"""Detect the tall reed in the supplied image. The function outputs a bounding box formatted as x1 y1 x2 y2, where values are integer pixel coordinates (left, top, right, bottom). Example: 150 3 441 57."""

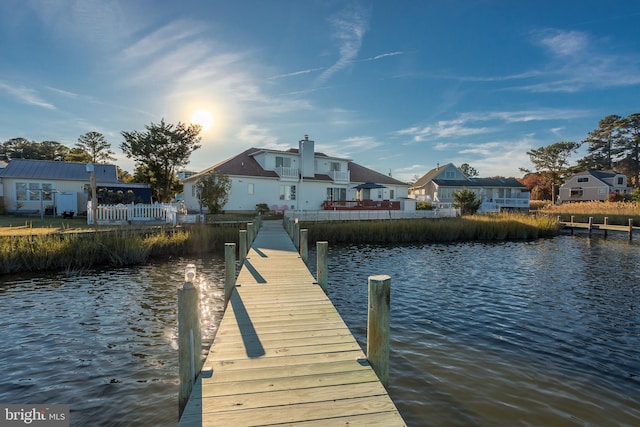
0 224 241 275
540 201 640 225
304 214 560 245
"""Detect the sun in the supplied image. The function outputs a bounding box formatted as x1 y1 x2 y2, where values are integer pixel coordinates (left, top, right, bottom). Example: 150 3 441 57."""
190 109 215 132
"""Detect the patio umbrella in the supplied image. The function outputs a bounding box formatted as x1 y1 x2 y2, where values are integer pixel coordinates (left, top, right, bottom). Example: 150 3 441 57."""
352 182 387 189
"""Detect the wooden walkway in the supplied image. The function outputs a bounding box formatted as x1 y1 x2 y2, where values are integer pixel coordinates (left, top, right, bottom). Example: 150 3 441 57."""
178 220 406 426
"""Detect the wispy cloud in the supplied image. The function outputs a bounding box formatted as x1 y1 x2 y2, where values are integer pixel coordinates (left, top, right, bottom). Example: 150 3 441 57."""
396 108 590 143
0 82 55 109
516 28 640 92
316 4 370 84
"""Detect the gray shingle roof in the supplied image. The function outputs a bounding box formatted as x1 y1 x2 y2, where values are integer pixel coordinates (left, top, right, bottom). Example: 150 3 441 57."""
0 159 118 182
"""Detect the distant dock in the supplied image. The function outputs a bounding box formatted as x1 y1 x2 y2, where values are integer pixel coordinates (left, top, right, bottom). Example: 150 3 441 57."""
178 220 406 426
558 216 637 239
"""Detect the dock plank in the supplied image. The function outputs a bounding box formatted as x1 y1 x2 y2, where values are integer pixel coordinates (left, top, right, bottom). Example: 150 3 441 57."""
178 220 406 427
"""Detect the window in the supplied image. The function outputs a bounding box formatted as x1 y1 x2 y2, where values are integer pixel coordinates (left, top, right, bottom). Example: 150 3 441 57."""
329 162 340 172
326 187 346 200
15 182 54 201
248 183 254 195
390 189 395 199
577 177 589 183
617 177 624 185
445 171 456 179
279 185 296 200
570 188 583 197
275 157 291 168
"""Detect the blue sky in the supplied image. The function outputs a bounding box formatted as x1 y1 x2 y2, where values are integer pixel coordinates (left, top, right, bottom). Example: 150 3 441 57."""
1 1 640 182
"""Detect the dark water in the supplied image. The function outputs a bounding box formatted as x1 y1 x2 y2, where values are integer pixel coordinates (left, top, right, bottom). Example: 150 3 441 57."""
0 257 226 426
1 234 639 426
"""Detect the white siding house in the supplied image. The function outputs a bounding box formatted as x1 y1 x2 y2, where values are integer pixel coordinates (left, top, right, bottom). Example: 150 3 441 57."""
181 136 409 213
410 163 530 212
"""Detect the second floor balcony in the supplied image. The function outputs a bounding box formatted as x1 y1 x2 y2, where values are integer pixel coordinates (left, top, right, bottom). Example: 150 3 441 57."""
275 166 299 180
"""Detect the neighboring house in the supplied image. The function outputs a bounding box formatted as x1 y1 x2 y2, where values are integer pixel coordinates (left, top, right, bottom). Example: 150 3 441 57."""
410 163 530 212
182 135 409 213
559 170 629 202
0 159 151 215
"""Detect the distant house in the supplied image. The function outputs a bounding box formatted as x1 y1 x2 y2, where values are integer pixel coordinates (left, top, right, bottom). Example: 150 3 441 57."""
559 170 629 202
0 159 151 215
410 163 530 212
181 135 409 213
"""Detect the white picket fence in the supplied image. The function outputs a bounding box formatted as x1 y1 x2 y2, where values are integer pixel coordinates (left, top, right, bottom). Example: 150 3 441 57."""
87 202 194 225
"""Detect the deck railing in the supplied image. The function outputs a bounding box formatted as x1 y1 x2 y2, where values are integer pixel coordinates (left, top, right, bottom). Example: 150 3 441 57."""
321 200 401 210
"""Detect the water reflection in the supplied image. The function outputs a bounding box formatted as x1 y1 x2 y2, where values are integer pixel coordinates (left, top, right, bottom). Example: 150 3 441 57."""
0 256 225 427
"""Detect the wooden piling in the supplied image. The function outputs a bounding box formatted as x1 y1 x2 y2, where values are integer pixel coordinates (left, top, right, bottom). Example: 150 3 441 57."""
367 274 391 388
225 243 236 305
588 217 593 236
317 241 328 293
300 229 308 263
293 220 300 250
629 219 634 240
239 229 248 262
604 217 609 238
178 281 201 417
247 222 254 245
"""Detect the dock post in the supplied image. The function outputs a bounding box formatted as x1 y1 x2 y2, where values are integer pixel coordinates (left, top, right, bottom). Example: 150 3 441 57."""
247 222 254 245
570 215 575 235
178 270 201 417
588 217 593 236
300 229 308 263
293 219 300 250
367 274 391 388
604 217 609 238
317 241 328 293
225 243 236 305
239 230 248 262
629 219 634 240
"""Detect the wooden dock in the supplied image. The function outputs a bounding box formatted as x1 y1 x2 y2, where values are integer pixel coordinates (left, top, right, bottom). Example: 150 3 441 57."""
559 216 636 239
178 220 406 426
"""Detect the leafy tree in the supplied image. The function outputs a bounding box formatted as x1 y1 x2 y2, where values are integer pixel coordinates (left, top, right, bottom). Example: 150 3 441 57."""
65 147 92 163
523 141 580 203
578 114 622 171
1 138 68 161
76 131 116 164
196 171 231 214
453 187 481 215
615 113 640 187
459 163 479 178
121 119 201 202
519 173 552 200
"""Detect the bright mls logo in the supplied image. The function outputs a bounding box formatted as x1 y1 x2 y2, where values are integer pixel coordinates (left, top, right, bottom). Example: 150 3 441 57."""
1 404 69 426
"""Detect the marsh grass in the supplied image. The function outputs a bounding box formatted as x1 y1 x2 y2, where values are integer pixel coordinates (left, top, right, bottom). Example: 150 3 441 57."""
304 214 560 245
0 224 241 274
540 201 640 225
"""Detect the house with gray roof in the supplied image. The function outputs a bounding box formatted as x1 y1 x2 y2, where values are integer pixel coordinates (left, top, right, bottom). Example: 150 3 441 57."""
410 163 530 212
0 159 151 215
181 135 409 213
559 170 629 202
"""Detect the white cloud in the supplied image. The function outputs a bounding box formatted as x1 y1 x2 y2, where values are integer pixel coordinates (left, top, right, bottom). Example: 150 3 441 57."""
0 82 55 109
316 4 370 84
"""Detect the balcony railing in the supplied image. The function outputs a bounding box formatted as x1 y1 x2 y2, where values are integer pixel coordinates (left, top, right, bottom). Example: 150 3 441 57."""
332 170 350 183
275 166 299 179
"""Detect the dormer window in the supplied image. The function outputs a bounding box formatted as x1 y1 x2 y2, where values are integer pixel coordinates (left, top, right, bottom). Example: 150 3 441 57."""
330 162 340 172
577 177 589 183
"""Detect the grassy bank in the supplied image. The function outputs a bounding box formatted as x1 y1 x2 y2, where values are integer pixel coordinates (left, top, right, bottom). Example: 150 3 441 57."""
540 201 640 226
0 224 240 275
304 214 560 245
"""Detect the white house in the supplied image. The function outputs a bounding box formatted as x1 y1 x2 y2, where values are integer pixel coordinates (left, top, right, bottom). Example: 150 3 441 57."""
559 170 629 202
410 163 530 212
0 159 151 215
181 135 409 213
